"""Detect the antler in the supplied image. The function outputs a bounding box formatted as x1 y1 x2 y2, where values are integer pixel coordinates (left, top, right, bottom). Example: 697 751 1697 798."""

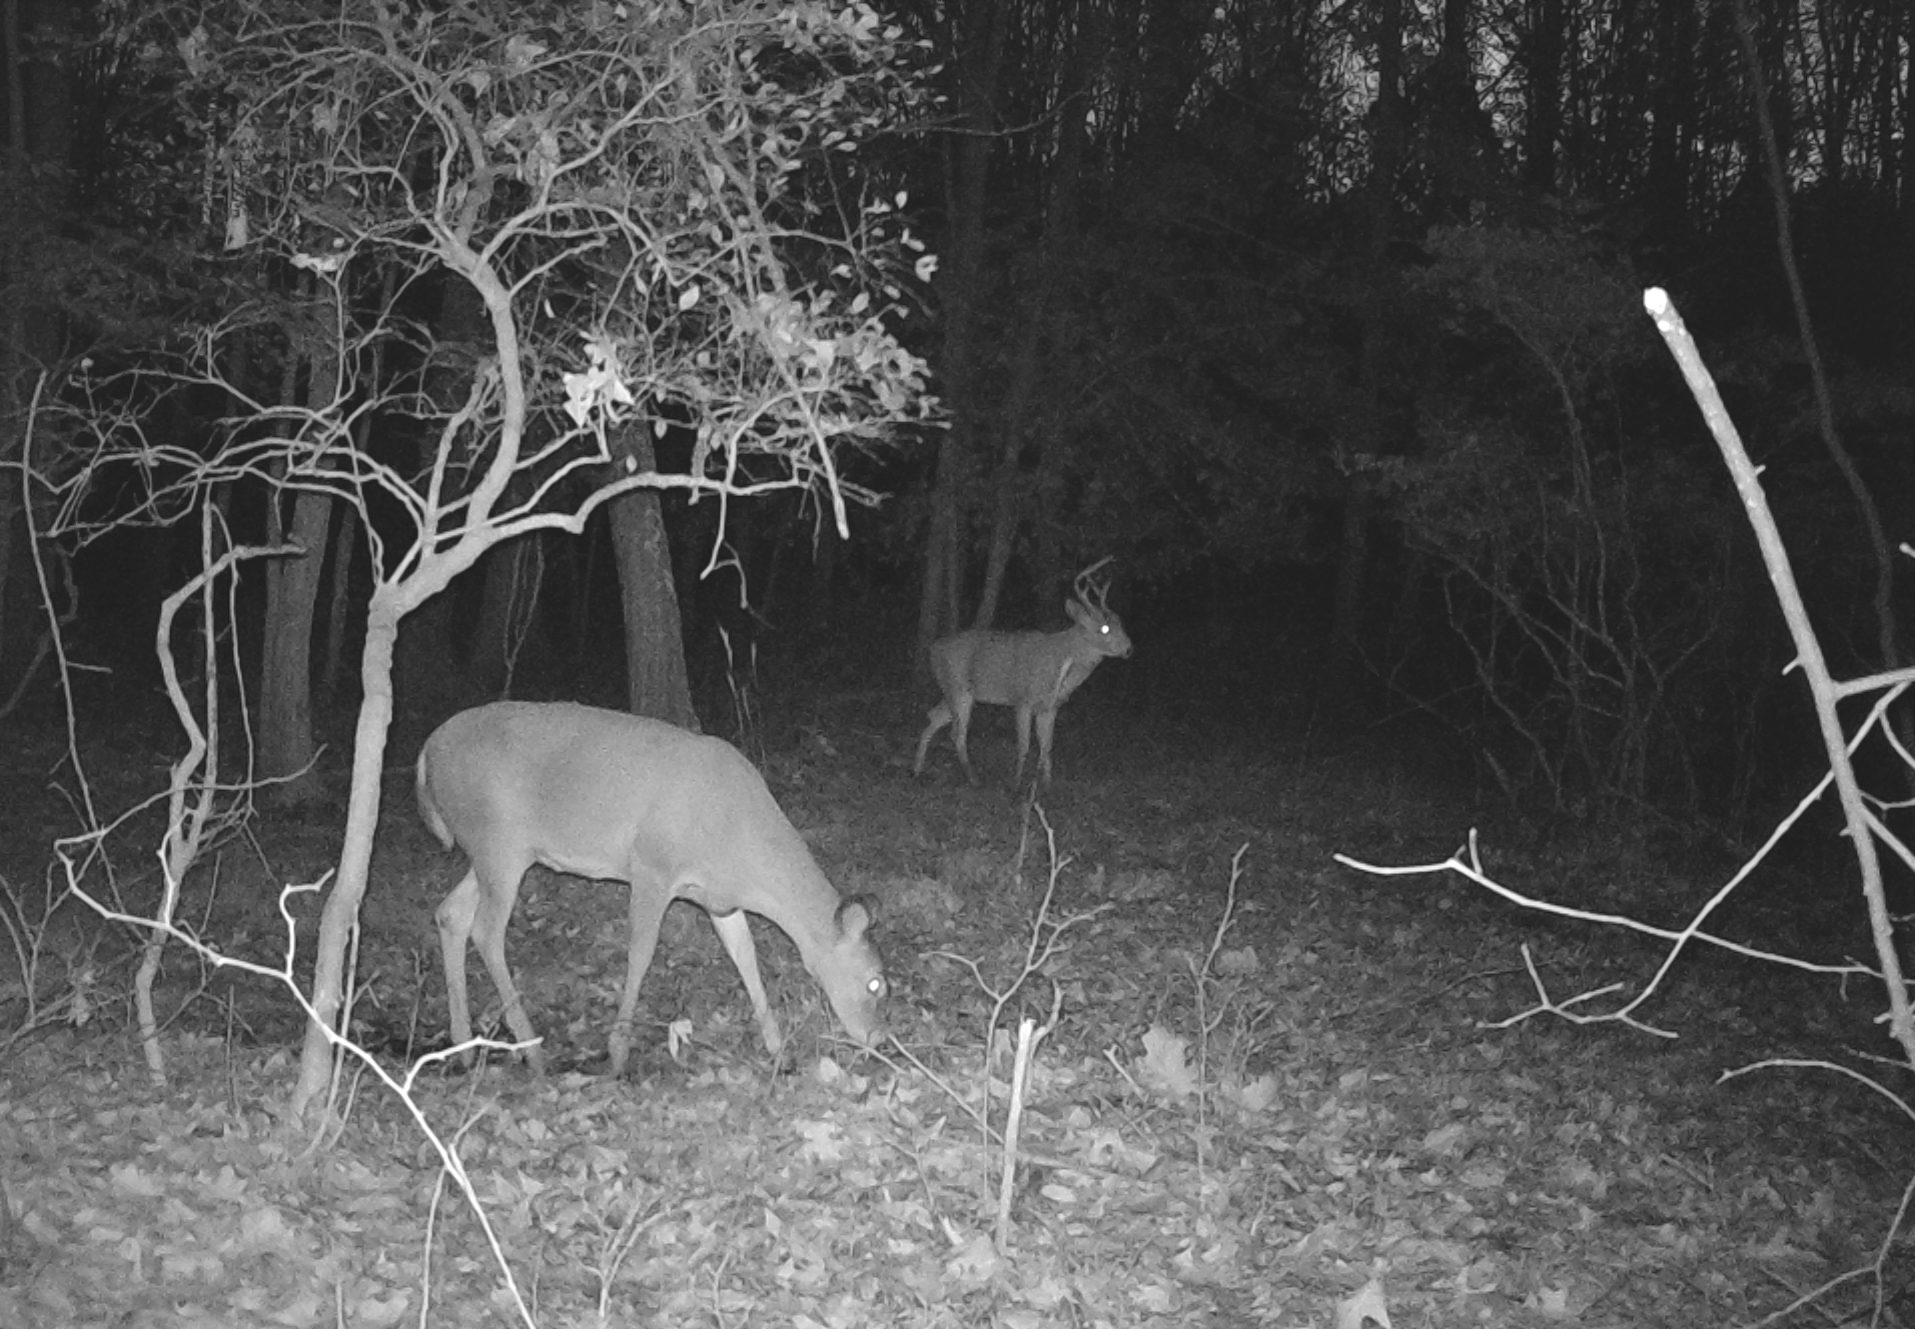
1073 556 1115 611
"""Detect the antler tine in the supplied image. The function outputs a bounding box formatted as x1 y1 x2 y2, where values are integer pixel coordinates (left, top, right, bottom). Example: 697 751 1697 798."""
1074 556 1116 609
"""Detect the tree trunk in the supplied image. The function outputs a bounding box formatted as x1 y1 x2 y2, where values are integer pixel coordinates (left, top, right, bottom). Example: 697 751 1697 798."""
565 530 600 662
394 586 461 710
314 266 395 712
317 506 356 708
1520 0 1564 192
1645 2 1698 234
259 489 333 804
917 433 966 665
1900 9 1915 377
395 276 490 708
0 0 19 678
1030 489 1064 612
293 586 403 1115
609 424 696 728
970 334 1039 630
916 0 1012 668
967 6 1095 632
1327 0 1406 681
469 536 539 695
0 0 75 697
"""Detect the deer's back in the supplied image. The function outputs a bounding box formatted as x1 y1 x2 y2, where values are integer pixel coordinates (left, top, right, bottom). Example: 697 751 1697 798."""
416 702 798 892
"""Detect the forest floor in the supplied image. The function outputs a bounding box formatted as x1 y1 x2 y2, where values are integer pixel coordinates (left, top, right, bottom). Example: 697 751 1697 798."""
1 690 1911 1328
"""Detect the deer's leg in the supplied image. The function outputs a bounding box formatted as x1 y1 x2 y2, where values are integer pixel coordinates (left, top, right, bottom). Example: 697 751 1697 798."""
950 694 979 784
914 701 952 776
608 876 672 1078
435 870 482 1061
1011 704 1037 785
448 856 542 1073
708 908 783 1057
1034 706 1059 784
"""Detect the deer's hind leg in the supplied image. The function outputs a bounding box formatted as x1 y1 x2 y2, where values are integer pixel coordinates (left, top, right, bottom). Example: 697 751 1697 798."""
913 702 953 776
947 693 980 783
438 849 542 1072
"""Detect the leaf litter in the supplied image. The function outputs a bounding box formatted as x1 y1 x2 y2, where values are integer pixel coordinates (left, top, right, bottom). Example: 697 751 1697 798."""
0 742 1911 1326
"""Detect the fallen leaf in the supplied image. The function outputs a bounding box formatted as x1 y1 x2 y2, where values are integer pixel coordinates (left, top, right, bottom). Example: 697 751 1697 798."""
1334 1276 1391 1329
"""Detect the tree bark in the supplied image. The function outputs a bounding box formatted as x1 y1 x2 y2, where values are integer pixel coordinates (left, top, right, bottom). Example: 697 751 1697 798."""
1328 0 1406 676
259 488 333 804
970 333 1040 630
0 0 25 691
317 505 356 708
1900 1 1915 378
469 536 539 695
1519 0 1564 192
0 0 76 696
293 586 402 1113
915 0 1012 666
609 424 696 728
917 432 966 663
1645 2 1698 234
394 586 461 708
966 4 1096 632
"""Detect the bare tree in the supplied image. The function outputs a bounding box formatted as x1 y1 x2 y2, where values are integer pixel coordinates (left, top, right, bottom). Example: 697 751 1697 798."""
43 0 934 1116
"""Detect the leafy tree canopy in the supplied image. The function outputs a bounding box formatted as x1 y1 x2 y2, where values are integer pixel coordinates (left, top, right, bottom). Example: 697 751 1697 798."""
76 0 939 554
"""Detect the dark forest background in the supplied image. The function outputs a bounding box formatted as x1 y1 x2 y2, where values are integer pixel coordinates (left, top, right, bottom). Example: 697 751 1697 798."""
0 0 1910 855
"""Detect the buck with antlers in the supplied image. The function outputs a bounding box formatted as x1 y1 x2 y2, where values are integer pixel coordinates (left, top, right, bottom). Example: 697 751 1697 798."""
913 557 1132 785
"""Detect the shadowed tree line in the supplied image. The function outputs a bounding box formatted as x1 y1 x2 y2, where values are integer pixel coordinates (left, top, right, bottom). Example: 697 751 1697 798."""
907 0 1914 836
0 0 1911 839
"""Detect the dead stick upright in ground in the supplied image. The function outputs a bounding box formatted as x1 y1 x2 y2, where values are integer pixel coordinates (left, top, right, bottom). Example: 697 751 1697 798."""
1644 286 1915 1070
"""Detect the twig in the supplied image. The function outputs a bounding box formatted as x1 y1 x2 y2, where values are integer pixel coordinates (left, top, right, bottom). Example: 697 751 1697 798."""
994 988 1062 1252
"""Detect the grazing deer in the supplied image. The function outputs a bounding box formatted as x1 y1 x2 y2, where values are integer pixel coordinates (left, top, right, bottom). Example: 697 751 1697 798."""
417 702 887 1075
913 557 1132 785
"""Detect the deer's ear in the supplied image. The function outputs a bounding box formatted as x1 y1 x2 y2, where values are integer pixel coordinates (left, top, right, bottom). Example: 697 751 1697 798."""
838 897 874 939
1065 598 1092 626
